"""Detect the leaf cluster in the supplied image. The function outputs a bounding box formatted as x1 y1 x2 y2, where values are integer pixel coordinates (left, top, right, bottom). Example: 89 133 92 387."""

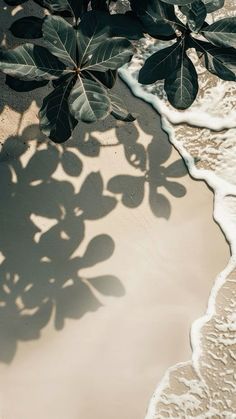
1 0 235 143
136 0 236 110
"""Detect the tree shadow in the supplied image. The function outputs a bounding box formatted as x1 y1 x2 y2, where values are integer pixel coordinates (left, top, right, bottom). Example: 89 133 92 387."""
0 6 189 363
68 80 188 219
0 127 125 364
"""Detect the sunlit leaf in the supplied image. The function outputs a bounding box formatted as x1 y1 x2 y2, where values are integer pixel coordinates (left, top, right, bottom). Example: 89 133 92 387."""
39 73 77 142
130 0 181 38
77 11 110 66
162 0 195 4
42 16 77 68
83 38 133 72
164 51 198 109
139 41 182 84
84 69 117 89
201 17 236 49
69 76 111 123
180 0 206 32
202 0 224 12
0 44 67 79
192 38 236 81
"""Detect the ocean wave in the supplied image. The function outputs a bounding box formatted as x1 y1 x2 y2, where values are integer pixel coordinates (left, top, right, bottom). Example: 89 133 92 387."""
118 0 236 417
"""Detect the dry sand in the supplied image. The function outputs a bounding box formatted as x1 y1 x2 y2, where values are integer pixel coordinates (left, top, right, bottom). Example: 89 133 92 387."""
0 73 230 419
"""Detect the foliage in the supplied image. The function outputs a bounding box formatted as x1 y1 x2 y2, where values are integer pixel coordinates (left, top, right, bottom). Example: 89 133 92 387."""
0 0 236 143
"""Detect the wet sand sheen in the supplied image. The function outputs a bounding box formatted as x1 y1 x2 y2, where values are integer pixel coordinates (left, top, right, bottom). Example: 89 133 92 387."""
0 81 229 419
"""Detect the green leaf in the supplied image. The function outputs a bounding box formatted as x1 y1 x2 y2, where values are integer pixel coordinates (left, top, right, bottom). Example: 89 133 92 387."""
39 73 77 143
77 11 111 66
43 0 71 13
130 0 181 38
180 1 206 32
83 69 117 89
42 16 77 68
69 76 111 123
101 13 144 40
192 38 236 81
202 0 224 12
82 38 133 72
10 17 44 39
6 75 48 91
164 51 198 109
44 0 88 19
201 17 236 49
162 0 195 4
0 44 67 80
108 92 135 121
139 41 182 84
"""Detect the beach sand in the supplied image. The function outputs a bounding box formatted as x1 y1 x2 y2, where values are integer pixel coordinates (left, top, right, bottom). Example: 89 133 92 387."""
0 73 230 419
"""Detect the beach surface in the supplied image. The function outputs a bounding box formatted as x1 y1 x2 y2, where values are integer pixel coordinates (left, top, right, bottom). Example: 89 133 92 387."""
0 70 230 419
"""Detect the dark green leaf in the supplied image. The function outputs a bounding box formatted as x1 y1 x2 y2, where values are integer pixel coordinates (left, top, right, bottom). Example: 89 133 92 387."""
164 52 198 109
82 38 133 72
10 17 44 39
202 0 224 12
139 41 182 84
83 69 117 88
162 0 195 4
130 0 181 38
77 11 110 66
42 16 77 68
43 0 70 13
39 73 77 142
108 92 135 121
101 13 144 40
44 0 88 19
201 17 236 49
6 75 48 91
180 1 206 32
0 44 67 79
69 76 111 123
192 38 236 81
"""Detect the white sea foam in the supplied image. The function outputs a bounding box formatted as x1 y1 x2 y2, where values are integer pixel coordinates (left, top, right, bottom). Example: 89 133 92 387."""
118 0 236 417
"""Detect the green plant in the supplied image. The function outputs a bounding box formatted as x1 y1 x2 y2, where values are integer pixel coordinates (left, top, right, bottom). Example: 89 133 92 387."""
0 0 235 143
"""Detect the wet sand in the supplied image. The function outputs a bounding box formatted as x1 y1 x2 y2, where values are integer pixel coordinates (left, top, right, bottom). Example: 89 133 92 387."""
0 76 230 419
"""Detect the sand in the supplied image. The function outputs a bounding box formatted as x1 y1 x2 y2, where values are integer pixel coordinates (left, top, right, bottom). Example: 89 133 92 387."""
0 71 230 419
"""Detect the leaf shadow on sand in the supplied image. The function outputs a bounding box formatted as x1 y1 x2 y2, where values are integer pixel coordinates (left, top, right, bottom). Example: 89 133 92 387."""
0 128 125 363
69 80 188 219
0 8 188 362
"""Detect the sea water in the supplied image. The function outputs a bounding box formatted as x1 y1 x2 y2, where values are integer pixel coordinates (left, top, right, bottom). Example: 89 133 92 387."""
118 0 236 417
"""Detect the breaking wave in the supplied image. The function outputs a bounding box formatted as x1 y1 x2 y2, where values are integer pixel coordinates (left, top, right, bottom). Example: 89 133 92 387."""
118 0 236 417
